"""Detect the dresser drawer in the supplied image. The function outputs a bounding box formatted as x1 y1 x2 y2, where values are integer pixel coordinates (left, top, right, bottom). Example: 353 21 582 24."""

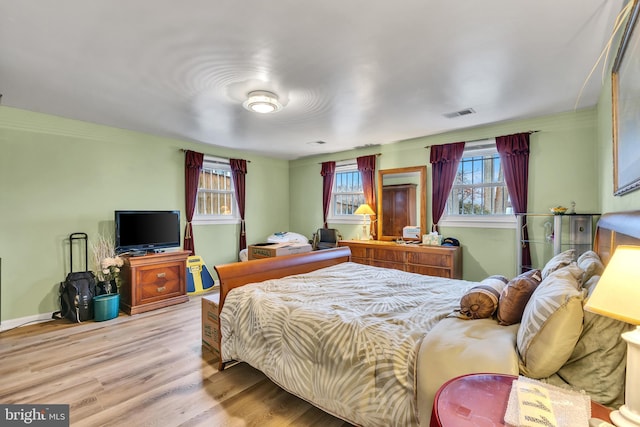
348 245 368 258
407 264 452 278
137 264 182 301
351 256 369 265
371 248 406 263
407 251 453 267
371 259 406 271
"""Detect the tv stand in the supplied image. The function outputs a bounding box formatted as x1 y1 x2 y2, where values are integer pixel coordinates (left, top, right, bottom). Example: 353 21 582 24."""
120 251 190 315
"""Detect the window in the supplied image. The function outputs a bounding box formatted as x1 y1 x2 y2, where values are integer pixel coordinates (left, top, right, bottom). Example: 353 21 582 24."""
193 157 239 224
328 162 365 223
440 140 516 228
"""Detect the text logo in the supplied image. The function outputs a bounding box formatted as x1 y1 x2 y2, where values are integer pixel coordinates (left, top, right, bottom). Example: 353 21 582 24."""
1 405 69 426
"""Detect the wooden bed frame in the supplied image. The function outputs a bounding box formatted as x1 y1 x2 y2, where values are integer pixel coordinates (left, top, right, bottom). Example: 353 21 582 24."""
594 210 640 264
213 211 640 372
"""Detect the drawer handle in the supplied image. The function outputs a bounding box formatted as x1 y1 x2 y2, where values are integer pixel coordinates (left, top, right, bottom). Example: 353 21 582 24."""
156 272 166 278
157 286 166 292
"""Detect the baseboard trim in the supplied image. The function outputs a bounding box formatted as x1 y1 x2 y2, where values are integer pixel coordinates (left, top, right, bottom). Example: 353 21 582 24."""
0 313 54 332
0 285 221 332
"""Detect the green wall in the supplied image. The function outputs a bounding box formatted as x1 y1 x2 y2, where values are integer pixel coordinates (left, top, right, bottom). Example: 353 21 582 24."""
0 107 289 322
291 108 602 281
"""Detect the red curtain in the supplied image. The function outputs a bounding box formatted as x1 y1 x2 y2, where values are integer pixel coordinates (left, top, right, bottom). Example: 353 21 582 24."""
320 162 336 228
184 150 204 255
430 142 465 233
230 159 247 256
357 155 377 239
496 132 531 273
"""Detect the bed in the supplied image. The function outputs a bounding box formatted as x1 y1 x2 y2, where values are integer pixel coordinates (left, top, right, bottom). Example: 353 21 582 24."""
213 211 640 426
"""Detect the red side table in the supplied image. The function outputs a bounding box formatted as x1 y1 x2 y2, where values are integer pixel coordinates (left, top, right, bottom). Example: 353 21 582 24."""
430 373 612 427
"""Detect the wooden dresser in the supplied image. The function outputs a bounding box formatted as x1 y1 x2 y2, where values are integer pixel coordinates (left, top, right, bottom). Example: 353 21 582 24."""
120 250 190 314
338 240 462 279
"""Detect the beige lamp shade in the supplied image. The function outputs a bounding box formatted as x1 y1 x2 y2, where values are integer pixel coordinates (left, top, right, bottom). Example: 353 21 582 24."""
584 245 640 325
354 204 375 216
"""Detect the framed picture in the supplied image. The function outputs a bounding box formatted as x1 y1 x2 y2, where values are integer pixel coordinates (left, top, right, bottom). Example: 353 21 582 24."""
612 0 640 196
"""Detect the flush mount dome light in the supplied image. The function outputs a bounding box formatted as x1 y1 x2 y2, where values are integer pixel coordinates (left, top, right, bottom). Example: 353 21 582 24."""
242 90 282 114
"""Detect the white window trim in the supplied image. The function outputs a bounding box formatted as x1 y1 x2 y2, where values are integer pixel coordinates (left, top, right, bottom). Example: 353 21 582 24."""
439 139 515 229
327 161 364 224
192 156 241 226
439 214 517 229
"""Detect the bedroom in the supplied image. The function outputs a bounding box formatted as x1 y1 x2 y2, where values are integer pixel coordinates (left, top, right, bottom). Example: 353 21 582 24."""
2 0 640 425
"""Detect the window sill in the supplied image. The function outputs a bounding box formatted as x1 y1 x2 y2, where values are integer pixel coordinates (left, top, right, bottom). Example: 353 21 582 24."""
327 216 367 225
439 215 516 229
192 217 240 225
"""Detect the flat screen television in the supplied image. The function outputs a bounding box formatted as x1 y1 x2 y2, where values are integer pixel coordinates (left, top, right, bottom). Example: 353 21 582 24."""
115 210 181 254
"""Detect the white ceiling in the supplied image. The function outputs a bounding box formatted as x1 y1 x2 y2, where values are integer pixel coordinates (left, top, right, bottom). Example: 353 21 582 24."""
0 0 626 160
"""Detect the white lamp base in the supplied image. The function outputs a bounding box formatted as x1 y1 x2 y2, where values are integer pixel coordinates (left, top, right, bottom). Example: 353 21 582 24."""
611 326 640 427
611 406 640 427
360 222 370 240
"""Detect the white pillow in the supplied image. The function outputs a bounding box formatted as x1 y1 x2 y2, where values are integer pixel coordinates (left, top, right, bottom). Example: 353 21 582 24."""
517 263 584 378
541 249 576 279
266 232 309 244
577 250 604 285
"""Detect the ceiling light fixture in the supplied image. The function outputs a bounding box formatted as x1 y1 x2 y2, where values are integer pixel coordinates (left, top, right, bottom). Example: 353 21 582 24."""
243 90 282 114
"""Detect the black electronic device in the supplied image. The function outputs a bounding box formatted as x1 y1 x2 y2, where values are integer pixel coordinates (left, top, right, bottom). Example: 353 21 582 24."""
115 210 181 254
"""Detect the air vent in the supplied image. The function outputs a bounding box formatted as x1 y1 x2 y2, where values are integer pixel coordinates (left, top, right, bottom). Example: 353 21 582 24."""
443 108 476 119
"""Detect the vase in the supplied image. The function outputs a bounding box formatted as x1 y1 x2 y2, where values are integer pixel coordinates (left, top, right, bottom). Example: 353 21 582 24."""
97 279 118 295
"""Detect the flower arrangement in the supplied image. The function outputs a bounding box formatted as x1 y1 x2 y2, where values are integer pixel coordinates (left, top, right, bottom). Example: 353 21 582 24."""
91 234 124 293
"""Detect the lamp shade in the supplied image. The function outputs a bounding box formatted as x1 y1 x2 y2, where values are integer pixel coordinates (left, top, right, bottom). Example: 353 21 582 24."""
584 245 640 325
354 204 375 216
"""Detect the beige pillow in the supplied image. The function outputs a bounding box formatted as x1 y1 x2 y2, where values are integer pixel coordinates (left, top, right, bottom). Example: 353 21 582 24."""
577 250 605 285
497 269 542 326
541 249 576 279
457 275 508 319
517 263 584 378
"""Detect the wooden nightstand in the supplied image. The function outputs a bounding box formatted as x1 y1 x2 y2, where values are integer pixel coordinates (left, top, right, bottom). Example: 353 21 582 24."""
430 373 612 427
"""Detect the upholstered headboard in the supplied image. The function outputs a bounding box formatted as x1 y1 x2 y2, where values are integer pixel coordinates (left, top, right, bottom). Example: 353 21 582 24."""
594 210 640 265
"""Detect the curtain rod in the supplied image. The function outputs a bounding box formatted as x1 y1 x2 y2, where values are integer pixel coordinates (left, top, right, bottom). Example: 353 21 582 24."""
424 130 540 149
317 152 381 164
179 149 251 162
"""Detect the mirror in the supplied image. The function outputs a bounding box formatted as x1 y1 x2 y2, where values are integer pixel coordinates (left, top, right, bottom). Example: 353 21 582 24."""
377 166 427 241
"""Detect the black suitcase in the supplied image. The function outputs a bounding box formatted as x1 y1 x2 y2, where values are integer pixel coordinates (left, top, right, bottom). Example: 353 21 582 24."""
53 232 97 322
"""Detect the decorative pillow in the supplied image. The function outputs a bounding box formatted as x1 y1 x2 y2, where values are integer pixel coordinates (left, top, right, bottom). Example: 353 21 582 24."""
541 249 576 279
549 291 633 408
517 263 584 378
577 250 605 285
497 269 543 326
456 275 508 319
582 274 600 297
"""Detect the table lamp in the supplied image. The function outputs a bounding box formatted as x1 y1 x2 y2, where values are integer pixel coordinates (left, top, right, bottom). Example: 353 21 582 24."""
354 204 375 240
584 245 640 427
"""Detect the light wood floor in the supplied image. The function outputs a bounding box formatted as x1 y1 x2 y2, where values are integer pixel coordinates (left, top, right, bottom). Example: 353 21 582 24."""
0 295 353 427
